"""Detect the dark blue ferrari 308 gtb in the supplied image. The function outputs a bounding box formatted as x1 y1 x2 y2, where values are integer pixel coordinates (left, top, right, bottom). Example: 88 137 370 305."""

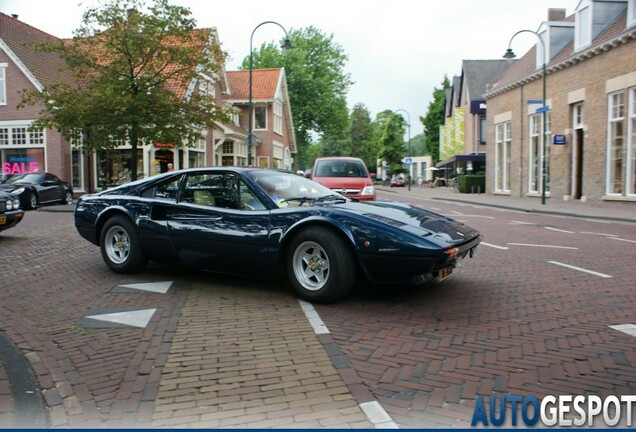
74 168 481 303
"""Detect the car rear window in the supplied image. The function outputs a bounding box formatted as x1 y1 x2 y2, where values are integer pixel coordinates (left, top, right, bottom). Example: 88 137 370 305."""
314 160 367 177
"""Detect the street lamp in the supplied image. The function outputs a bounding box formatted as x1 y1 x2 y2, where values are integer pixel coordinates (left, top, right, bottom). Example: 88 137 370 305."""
393 109 412 191
504 29 548 205
247 21 292 166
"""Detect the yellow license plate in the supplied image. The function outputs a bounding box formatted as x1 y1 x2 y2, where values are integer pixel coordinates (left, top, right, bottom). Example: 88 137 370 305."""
0 215 6 225
438 266 453 282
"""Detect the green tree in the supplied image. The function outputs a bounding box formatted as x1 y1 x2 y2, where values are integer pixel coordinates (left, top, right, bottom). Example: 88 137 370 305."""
242 26 352 168
376 110 407 175
349 103 378 172
420 75 450 164
20 0 227 181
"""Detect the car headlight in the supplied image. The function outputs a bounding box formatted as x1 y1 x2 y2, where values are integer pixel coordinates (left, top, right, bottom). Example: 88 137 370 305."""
5 200 13 210
11 187 25 195
362 186 375 196
13 198 20 209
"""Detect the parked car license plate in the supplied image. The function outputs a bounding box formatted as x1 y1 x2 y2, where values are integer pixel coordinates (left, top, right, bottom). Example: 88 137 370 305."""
438 265 453 282
0 216 6 225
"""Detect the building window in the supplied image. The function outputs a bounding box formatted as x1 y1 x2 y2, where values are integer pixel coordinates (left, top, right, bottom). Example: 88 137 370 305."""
495 122 511 192
630 88 636 196
273 101 283 135
575 3 591 51
0 64 6 105
607 91 626 195
254 106 267 130
222 141 234 154
479 115 487 144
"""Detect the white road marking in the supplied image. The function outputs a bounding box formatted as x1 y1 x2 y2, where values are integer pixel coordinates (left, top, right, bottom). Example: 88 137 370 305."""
510 220 534 225
452 214 494 219
117 281 173 293
547 261 613 278
580 231 619 237
85 309 157 328
299 302 398 428
359 401 399 429
481 242 509 250
607 237 636 244
450 210 463 215
509 243 578 250
545 227 575 234
298 300 330 334
609 324 636 337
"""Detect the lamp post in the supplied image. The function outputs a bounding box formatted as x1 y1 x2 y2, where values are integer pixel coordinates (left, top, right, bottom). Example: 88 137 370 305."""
247 21 292 166
393 109 412 191
504 29 548 205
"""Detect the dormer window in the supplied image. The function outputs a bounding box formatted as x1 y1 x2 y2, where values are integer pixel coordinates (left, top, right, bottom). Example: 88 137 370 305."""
536 29 548 68
575 1 592 51
628 0 636 27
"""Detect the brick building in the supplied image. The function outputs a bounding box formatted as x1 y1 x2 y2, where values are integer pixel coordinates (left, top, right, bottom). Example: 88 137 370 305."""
0 12 296 194
485 1 636 203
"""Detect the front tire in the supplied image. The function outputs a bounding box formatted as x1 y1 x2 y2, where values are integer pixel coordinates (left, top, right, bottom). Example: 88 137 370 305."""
100 215 148 273
27 192 38 210
286 227 356 303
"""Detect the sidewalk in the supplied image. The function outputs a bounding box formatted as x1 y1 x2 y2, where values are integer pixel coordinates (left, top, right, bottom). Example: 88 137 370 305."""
376 185 636 223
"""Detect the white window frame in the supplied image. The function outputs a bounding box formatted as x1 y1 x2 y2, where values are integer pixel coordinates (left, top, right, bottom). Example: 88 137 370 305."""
254 106 267 130
494 122 511 193
629 0 636 28
273 100 283 135
629 87 636 196
0 63 6 105
606 91 626 195
575 2 592 52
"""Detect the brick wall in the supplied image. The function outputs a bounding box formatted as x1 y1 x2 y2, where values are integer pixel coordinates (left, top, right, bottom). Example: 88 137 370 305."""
487 40 636 202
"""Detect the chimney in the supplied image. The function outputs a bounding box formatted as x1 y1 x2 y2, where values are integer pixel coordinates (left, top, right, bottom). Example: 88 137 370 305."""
548 8 566 21
11 14 19 19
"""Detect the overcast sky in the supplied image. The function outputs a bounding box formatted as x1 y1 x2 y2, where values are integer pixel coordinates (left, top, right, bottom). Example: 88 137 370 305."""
3 0 575 136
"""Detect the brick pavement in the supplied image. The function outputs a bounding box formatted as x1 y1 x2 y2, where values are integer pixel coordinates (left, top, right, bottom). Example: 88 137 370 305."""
1 192 634 428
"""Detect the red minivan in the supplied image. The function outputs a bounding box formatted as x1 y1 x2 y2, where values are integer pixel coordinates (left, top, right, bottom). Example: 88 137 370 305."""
311 157 376 201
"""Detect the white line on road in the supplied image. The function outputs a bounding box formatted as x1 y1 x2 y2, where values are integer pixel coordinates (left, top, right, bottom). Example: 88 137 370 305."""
609 324 636 337
298 300 330 334
510 220 534 225
509 243 578 250
607 237 636 244
481 242 509 250
580 231 619 237
547 261 613 278
545 227 575 234
359 401 399 429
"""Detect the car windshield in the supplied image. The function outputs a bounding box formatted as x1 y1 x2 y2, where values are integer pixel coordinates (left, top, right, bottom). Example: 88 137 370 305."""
247 170 344 203
5 173 43 184
314 160 367 177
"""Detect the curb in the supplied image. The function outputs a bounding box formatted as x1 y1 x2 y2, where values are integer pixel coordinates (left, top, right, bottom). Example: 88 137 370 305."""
0 331 48 428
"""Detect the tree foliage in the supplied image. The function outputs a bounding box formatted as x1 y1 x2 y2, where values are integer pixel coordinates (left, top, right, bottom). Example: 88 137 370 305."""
349 103 379 172
20 0 228 180
242 26 352 169
376 110 407 175
420 75 450 164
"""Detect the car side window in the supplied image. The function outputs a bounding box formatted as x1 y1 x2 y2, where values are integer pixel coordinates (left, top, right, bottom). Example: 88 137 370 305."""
239 179 266 211
141 177 180 201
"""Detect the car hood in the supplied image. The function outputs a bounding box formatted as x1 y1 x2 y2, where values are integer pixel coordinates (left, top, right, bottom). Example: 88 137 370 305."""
334 200 480 245
0 184 24 193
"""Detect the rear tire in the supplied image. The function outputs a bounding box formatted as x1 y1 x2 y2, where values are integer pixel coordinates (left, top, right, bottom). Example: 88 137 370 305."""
100 215 148 273
286 226 356 303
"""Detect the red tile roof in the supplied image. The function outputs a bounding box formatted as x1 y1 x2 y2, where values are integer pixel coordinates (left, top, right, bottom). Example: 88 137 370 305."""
226 68 281 100
0 12 73 87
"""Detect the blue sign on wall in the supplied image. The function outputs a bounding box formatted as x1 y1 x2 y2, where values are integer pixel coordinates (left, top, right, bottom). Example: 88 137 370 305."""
552 135 567 145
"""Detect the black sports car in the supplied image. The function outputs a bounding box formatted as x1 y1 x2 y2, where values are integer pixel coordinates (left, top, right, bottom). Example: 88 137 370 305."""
74 168 481 303
0 191 25 233
0 172 74 210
